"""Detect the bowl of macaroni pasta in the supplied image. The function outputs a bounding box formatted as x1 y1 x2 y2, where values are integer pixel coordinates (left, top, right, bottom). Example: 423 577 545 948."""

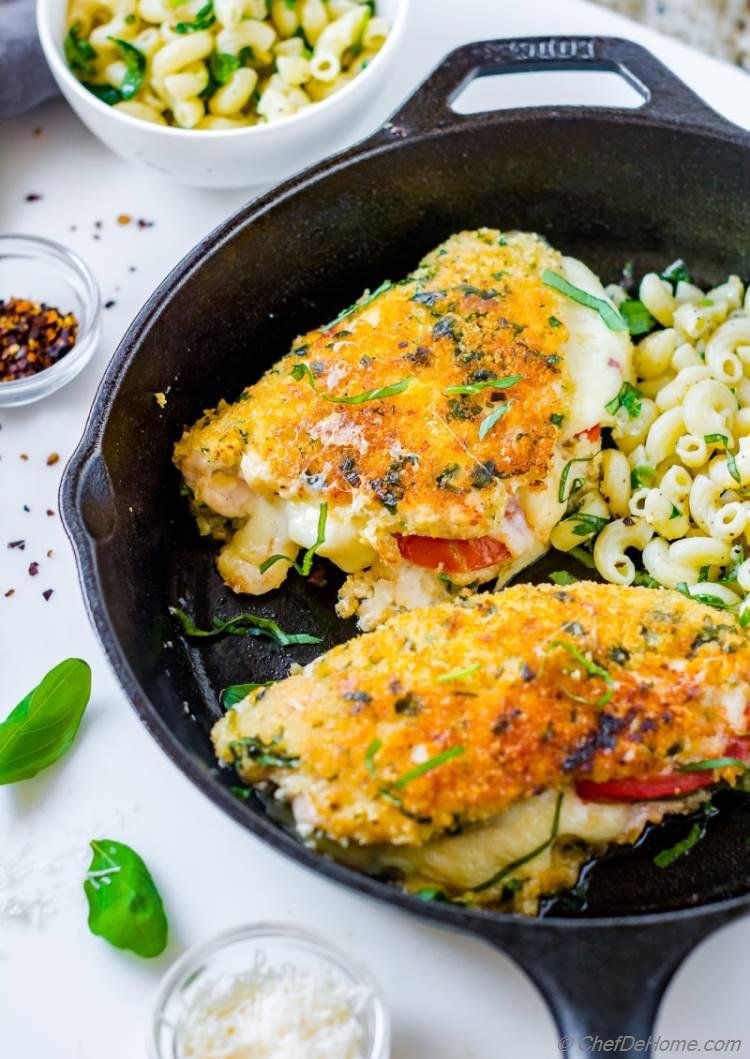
37 0 408 187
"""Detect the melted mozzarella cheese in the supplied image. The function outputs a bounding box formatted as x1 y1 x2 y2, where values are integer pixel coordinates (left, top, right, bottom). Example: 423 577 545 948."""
557 255 632 436
377 787 684 893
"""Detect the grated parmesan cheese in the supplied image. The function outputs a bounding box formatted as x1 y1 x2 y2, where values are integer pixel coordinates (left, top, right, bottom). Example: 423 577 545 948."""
178 952 367 1059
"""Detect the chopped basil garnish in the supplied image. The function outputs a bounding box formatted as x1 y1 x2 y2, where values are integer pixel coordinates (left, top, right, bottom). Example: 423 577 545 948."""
260 502 327 575
677 757 748 773
175 0 216 31
220 682 275 710
548 640 613 707
436 664 480 684
391 745 465 790
558 456 593 503
108 37 146 99
549 570 579 586
472 791 564 892
548 316 562 328
550 413 564 426
630 465 655 489
653 821 704 868
542 270 626 331
443 374 522 396
291 362 411 404
82 82 122 105
569 512 609 537
619 299 656 336
210 51 241 84
84 839 168 958
365 737 382 777
324 279 392 329
230 736 299 768
605 381 643 418
569 545 597 569
65 22 96 77
704 434 741 483
674 583 735 610
660 259 692 290
169 606 322 645
478 400 511 440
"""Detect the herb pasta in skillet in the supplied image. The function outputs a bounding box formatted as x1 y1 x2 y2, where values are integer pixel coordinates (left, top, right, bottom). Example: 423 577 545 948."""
174 230 631 629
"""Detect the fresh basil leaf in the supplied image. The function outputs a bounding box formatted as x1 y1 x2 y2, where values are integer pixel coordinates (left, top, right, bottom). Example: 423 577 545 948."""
108 37 146 100
619 298 656 336
220 682 275 710
84 839 168 958
542 270 626 331
436 664 481 684
169 606 322 645
547 640 613 707
704 433 741 483
569 512 609 537
291 362 411 404
209 51 240 84
630 465 655 489
230 736 299 768
478 400 511 440
82 82 122 105
64 22 97 77
558 456 593 503
653 821 703 868
0 659 91 785
391 745 465 790
677 757 748 773
175 0 216 31
365 738 382 777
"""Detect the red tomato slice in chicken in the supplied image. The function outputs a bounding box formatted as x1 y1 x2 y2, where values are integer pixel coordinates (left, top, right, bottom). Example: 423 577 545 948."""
396 535 511 573
575 772 714 802
575 424 601 443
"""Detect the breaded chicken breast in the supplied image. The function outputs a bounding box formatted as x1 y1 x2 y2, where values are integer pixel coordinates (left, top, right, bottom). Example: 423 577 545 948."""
175 230 631 629
214 583 750 912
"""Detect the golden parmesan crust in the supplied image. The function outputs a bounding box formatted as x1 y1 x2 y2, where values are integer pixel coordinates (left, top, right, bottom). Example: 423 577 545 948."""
213 583 750 847
174 230 573 534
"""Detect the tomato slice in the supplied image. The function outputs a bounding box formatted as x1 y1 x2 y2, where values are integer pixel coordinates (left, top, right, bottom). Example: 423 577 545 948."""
396 535 511 573
576 772 714 803
574 424 601 443
725 736 750 762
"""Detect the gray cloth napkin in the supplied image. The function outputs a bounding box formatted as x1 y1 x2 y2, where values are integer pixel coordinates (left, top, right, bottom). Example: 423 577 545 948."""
1 0 59 118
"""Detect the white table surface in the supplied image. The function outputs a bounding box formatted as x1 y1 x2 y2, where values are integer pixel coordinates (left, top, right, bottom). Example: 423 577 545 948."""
3 2 750 1057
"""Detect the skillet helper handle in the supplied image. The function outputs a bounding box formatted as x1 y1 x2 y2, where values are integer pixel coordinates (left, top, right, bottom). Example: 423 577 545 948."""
385 36 733 137
480 909 741 1058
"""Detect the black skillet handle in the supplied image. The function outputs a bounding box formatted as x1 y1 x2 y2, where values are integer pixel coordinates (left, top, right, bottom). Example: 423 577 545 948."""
476 907 742 1057
382 36 737 139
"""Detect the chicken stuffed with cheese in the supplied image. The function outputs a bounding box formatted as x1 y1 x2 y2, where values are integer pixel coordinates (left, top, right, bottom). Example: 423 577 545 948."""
175 230 631 629
213 583 750 913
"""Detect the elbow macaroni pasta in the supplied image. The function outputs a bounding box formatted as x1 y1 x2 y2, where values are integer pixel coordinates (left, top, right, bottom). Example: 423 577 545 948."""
555 261 750 621
64 0 388 129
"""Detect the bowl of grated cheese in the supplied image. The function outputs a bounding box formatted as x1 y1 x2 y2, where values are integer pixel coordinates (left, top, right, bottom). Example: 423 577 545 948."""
149 922 390 1059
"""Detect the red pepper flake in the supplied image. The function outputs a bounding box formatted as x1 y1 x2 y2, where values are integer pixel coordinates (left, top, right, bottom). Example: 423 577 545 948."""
33 127 43 136
46 452 60 466
94 220 102 230
46 549 53 558
0 298 79 382
8 540 25 550
46 509 55 517
28 562 39 576
25 193 42 202
42 589 53 601
104 300 116 310
117 214 132 225
20 454 28 461
4 589 14 598
136 218 154 229
23 504 30 512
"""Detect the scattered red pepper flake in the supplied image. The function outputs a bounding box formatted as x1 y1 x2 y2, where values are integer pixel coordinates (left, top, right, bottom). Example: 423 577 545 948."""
4 589 14 598
104 300 116 310
23 504 30 512
42 589 53 601
136 218 154 229
46 509 55 517
28 562 39 576
46 452 60 466
25 193 42 202
117 214 132 225
1 298 79 382
20 453 28 461
8 540 25 550
46 549 54 558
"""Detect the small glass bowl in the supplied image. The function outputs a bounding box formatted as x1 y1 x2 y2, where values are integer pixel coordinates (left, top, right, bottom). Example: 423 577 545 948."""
149 922 391 1059
0 234 101 407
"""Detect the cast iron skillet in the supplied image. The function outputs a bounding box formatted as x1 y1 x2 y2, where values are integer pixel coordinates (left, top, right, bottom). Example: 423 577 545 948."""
62 36 750 1056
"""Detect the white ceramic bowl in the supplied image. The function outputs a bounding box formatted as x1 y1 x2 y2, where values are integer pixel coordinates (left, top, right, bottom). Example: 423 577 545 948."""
37 0 409 189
